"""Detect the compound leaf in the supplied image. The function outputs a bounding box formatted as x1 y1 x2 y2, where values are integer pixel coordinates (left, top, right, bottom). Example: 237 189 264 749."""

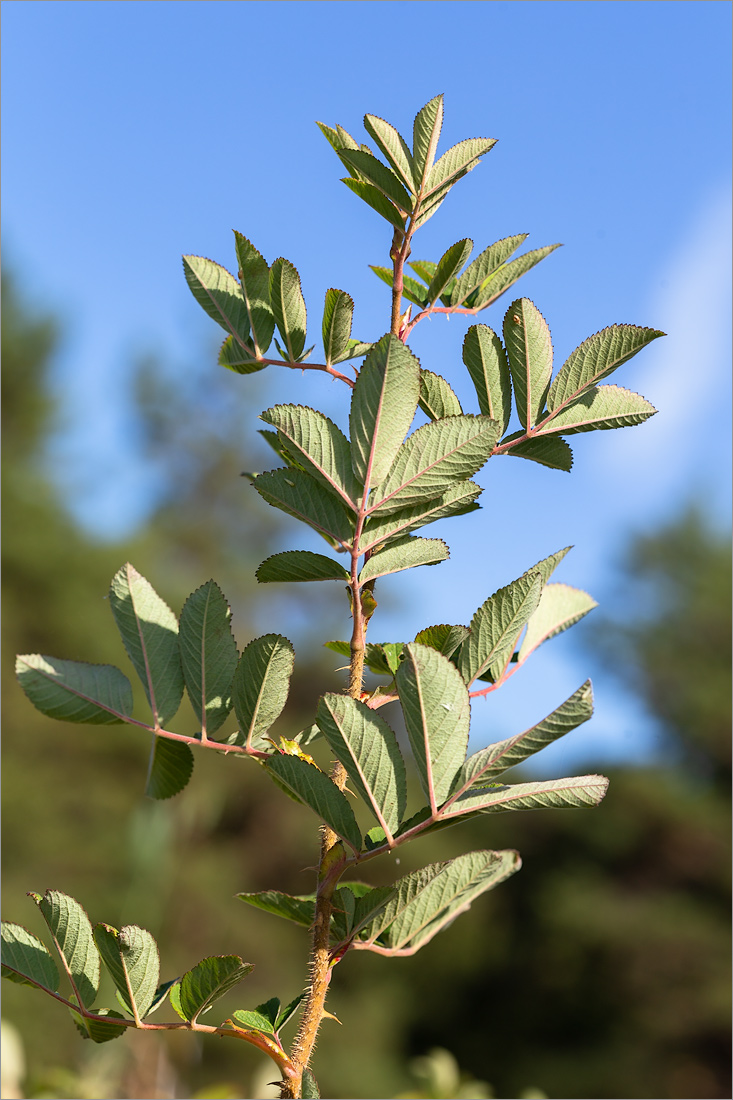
341 178 406 229
70 1007 127 1044
265 755 362 852
33 891 100 1009
503 298 553 430
359 537 449 582
458 571 542 687
236 891 315 928
419 370 463 421
145 737 194 800
182 255 253 352
179 580 238 737
218 335 266 375
425 239 473 304
364 113 415 192
261 405 359 508
15 655 133 725
179 955 254 1025
109 564 184 727
443 774 609 818
424 138 497 200
503 434 573 471
322 289 354 367
252 467 355 544
1 922 59 992
360 481 482 552
462 325 512 434
232 634 294 752
93 923 159 1022
338 148 412 211
269 258 307 361
412 94 444 193
538 384 657 434
232 232 275 356
256 551 350 584
450 234 527 306
518 583 597 663
548 324 664 411
472 244 561 311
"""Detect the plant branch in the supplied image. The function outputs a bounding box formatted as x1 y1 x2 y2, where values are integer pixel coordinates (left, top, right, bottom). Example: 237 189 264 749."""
252 356 356 387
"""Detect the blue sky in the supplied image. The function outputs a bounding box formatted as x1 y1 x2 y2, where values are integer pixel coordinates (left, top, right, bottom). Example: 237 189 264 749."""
3 1 731 769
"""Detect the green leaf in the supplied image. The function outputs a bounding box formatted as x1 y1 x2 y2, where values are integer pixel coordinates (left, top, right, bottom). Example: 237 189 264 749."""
443 774 609 818
316 693 407 837
265 755 362 852
456 681 594 787
256 551 350 584
70 1007 127 1044
179 581 238 737
412 95 444 193
317 120 359 157
236 890 315 928
321 289 354 367
503 298 553 431
339 149 412 212
413 623 469 659
458 571 543 687
232 634 294 752
360 482 482 552
109 564 184 727
323 640 399 677
302 1068 321 1099
275 993 304 1031
537 384 657 434
179 955 254 1025
425 239 473 304
368 265 428 308
32 891 100 1009
364 113 415 192
269 258 307 361
15 655 133 725
1 922 59 992
252 468 355 544
369 415 499 516
349 334 421 490
260 405 360 508
332 884 397 943
145 737 194 800
471 244 562 310
526 545 573 586
333 337 373 364
450 234 528 306
231 1005 277 1034
182 255 254 353
93 923 159 1021
503 434 573 471
418 370 463 421
341 178 406 230
462 325 512 434
408 259 438 285
218 335 266 375
396 644 470 810
548 324 664 411
233 232 276 356
359 537 449 582
518 583 597 663
363 850 520 954
424 138 497 200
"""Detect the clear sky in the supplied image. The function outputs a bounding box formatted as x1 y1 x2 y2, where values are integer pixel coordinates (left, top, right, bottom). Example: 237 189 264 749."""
3 1 731 769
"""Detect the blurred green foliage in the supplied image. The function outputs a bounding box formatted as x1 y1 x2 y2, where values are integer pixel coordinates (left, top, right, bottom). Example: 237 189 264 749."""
2 274 730 1099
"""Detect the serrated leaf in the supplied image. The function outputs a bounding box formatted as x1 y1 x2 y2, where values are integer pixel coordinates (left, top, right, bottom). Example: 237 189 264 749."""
70 1007 127 1043
179 581 238 737
317 120 358 156
369 416 499 516
231 1006 277 1034
145 737 194 800
504 434 573 471
341 178 406 229
316 694 407 837
33 891 100 1009
109 564 184 727
333 884 397 944
364 113 415 192
349 334 421 491
538 384 657 434
332 337 373 364
256 551 350 584
363 850 520 953
302 1068 321 1099
424 138 497 200
252 467 355 544
15 655 133 725
396 644 470 811
518 583 597 663
425 239 473 304
236 890 315 928
408 259 438 285
369 265 428 307
450 235 528 306
179 955 254 1025
359 537 449 582
269 258 307 361
548 325 664 411
93 923 159 1022
419 370 463 421
218 335 266 375
360 482 482 552
443 774 609 818
1 922 59 992
462 325 512 434
339 149 412 212
261 405 359 508
472 244 562 311
457 682 594 790
458 572 543 687
232 634 294 752
412 95 444 193
503 299 553 431
413 623 469 658
182 256 254 352
322 289 354 367
323 640 396 676
275 993 304 1031
265 755 362 852
233 232 276 356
